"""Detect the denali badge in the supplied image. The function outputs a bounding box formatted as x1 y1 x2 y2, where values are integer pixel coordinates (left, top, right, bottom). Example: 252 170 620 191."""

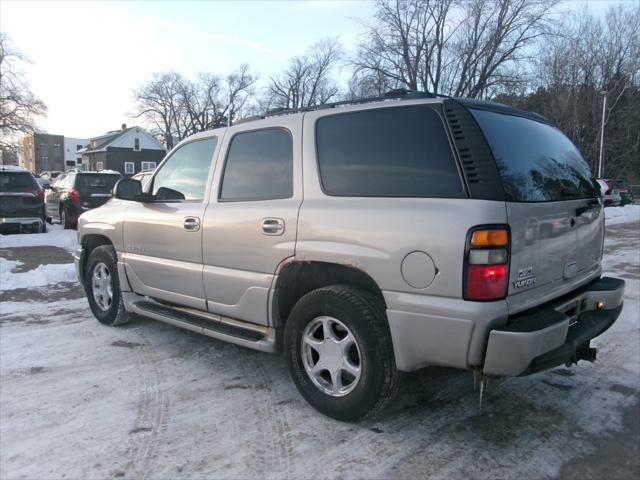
514 266 536 288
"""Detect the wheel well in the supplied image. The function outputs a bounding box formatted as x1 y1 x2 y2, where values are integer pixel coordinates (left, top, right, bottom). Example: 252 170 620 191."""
81 234 113 272
273 261 385 325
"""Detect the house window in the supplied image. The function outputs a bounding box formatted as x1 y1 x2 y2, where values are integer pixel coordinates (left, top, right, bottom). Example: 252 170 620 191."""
96 161 104 171
76 145 82 151
125 162 135 174
141 161 156 171
134 138 140 151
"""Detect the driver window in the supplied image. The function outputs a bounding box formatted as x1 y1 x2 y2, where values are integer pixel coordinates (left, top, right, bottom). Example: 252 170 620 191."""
152 137 217 201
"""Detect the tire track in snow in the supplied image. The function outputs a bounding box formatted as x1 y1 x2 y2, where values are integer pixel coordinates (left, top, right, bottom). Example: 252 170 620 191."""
121 330 169 480
237 347 294 479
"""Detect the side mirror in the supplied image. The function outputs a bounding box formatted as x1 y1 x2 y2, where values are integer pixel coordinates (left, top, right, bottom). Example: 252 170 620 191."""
113 178 143 201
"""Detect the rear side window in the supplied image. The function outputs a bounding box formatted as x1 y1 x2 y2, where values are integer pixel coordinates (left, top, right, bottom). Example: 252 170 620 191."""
75 174 121 192
315 107 465 197
0 172 38 192
470 109 600 202
220 128 293 201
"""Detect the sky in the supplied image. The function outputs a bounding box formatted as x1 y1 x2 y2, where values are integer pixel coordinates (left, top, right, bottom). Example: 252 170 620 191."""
0 0 622 140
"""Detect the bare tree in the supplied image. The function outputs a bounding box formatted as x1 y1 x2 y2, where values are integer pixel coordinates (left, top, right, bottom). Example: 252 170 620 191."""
0 33 47 153
267 38 342 109
497 3 640 181
133 64 257 148
352 0 556 98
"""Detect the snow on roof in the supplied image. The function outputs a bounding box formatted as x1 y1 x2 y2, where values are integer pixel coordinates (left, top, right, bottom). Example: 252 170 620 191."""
96 169 122 175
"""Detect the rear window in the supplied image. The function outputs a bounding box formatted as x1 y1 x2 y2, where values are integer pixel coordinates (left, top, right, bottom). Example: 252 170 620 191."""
470 109 600 202
74 174 121 192
0 172 39 192
316 107 465 197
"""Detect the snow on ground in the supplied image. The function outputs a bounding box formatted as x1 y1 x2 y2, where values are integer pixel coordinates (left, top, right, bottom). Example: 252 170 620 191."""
605 203 640 225
0 209 638 480
0 224 78 252
0 258 76 291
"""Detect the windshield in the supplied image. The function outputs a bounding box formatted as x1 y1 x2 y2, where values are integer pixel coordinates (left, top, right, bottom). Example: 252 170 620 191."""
470 109 600 202
0 172 39 192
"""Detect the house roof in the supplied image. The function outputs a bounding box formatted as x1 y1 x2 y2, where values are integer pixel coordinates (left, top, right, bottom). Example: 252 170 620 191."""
78 126 164 154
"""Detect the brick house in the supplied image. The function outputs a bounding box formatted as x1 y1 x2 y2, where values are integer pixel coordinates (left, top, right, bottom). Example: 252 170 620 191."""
20 133 65 173
79 124 166 177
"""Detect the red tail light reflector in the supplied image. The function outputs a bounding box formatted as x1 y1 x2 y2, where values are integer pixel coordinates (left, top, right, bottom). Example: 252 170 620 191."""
68 188 81 203
466 264 508 301
464 226 510 301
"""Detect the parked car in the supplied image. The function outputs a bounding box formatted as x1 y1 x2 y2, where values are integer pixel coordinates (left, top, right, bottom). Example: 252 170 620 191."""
35 176 52 189
597 179 622 206
74 91 625 421
0 165 46 233
131 169 155 190
45 171 122 229
614 180 634 205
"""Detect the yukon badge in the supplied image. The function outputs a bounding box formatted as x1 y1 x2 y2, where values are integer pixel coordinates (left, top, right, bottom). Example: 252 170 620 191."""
513 266 536 288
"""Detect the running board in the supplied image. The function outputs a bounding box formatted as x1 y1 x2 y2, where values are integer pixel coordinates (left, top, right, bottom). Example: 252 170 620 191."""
128 299 278 353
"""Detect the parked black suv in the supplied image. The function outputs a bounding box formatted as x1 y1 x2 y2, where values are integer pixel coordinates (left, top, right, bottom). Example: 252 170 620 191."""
0 166 46 233
45 171 122 229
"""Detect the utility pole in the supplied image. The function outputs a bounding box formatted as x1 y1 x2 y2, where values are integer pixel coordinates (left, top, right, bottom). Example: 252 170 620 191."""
597 90 607 178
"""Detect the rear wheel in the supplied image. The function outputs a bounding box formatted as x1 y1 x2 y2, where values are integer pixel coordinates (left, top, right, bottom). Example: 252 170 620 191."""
284 286 400 421
61 207 74 229
85 245 132 326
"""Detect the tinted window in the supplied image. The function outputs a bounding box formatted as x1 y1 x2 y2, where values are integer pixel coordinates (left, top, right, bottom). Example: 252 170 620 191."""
75 174 121 193
316 107 464 197
152 137 217 201
471 109 600 202
0 172 39 192
220 129 293 201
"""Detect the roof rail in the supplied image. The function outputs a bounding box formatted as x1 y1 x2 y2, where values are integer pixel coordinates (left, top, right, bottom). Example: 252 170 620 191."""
234 89 439 125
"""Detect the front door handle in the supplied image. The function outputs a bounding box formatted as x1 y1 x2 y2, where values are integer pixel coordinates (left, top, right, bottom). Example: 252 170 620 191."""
183 217 201 232
261 218 285 236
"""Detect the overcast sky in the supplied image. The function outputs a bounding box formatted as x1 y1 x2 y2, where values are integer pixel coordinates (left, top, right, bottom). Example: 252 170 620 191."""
1 0 620 140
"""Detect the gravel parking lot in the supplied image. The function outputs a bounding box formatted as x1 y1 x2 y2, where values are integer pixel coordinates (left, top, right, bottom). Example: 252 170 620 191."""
1 209 638 480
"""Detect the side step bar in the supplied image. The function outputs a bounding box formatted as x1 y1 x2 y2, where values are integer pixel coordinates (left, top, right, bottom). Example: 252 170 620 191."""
127 298 278 353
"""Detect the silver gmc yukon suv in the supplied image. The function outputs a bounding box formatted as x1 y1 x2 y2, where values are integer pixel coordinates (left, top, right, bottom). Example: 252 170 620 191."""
75 91 625 421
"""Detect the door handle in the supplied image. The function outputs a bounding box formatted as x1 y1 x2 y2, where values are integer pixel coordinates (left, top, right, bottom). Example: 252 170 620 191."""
183 217 201 232
261 218 285 236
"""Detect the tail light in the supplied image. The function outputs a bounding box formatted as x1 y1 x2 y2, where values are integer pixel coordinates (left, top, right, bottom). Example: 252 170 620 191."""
464 226 510 301
603 180 612 195
29 189 45 203
68 188 81 203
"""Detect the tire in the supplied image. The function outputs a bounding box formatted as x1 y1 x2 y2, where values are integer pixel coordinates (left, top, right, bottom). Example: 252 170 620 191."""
284 285 401 421
85 245 132 326
39 221 47 233
61 207 73 229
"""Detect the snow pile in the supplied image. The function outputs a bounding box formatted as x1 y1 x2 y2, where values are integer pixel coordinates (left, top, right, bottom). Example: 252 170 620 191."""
0 224 78 252
0 258 77 290
605 204 640 225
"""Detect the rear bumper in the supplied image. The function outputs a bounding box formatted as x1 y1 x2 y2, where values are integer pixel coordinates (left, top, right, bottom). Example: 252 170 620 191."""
483 277 625 376
0 216 43 230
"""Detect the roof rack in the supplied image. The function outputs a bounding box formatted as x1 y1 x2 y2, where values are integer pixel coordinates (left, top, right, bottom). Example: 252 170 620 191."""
234 89 439 125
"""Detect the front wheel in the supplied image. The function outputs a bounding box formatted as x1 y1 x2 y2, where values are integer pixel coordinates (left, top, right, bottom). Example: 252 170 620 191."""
85 245 132 326
284 286 400 421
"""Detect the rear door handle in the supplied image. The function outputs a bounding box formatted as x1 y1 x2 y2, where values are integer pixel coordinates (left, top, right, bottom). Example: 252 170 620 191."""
183 217 201 232
261 218 285 236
